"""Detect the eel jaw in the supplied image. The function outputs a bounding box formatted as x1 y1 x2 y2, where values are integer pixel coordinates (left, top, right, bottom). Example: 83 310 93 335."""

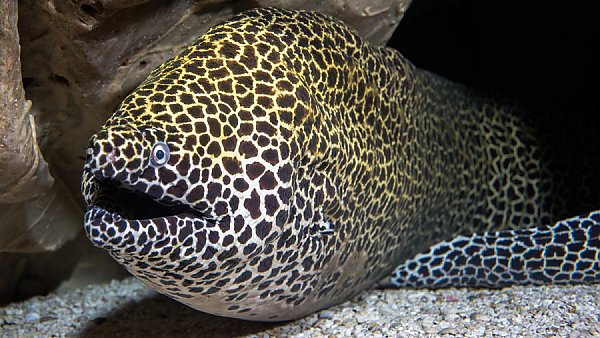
83 176 206 253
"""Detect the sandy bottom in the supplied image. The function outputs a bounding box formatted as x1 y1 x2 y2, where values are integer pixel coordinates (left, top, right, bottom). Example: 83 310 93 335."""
1 278 599 337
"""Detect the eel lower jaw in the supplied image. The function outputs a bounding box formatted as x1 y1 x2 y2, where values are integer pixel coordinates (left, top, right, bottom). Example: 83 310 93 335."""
84 178 207 252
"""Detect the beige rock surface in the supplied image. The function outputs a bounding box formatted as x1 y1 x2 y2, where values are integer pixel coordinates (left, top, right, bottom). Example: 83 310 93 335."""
1 1 81 255
0 0 52 205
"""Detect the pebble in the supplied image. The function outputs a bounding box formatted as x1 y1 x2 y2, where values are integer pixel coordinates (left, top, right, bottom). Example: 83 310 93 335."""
438 327 460 335
24 311 40 323
444 312 459 321
445 295 459 302
319 310 335 319
471 312 491 322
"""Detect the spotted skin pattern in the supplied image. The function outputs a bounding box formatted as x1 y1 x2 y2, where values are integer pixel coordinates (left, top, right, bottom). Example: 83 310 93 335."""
390 211 600 288
82 8 599 321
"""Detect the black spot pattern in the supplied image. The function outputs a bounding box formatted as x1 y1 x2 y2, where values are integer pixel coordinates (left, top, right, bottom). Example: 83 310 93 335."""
390 211 600 288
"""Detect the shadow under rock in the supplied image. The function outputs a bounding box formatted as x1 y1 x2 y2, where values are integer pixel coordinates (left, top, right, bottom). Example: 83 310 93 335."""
79 293 283 338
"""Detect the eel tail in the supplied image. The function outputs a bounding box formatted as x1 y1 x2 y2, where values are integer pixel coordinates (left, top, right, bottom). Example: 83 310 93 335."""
387 211 600 288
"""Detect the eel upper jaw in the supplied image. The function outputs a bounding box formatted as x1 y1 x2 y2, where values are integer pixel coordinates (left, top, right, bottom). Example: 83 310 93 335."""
85 169 206 225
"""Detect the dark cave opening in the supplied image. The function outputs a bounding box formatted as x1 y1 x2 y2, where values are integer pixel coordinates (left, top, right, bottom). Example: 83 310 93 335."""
389 0 600 218
390 0 600 99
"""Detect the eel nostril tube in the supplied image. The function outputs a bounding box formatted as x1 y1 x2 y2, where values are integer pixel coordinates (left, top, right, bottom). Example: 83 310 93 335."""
85 147 93 162
105 148 118 164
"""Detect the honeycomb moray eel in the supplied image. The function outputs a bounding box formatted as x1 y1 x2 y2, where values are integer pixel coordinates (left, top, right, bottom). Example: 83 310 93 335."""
81 8 600 321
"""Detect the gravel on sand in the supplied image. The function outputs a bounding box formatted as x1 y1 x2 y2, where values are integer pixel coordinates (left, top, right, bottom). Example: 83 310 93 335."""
1 278 599 337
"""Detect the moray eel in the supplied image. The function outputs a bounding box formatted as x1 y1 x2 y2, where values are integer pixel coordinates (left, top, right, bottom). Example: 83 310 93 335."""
82 8 600 321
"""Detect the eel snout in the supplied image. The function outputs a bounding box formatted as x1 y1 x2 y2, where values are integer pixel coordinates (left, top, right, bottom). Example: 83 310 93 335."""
84 127 150 181
82 125 210 256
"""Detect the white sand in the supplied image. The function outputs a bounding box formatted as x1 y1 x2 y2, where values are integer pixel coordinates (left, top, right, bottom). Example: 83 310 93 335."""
1 278 599 337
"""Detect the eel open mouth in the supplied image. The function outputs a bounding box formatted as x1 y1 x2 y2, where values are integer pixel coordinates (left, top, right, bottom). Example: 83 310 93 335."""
84 175 210 252
88 177 205 221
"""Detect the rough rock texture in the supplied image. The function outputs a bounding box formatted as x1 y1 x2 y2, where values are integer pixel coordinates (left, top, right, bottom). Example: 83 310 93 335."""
0 1 81 255
0 0 53 205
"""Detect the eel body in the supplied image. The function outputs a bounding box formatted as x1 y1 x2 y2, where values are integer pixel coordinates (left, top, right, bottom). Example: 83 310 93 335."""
82 8 599 321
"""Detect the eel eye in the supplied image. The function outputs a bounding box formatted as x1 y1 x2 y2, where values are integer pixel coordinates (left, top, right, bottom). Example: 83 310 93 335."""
150 142 170 167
